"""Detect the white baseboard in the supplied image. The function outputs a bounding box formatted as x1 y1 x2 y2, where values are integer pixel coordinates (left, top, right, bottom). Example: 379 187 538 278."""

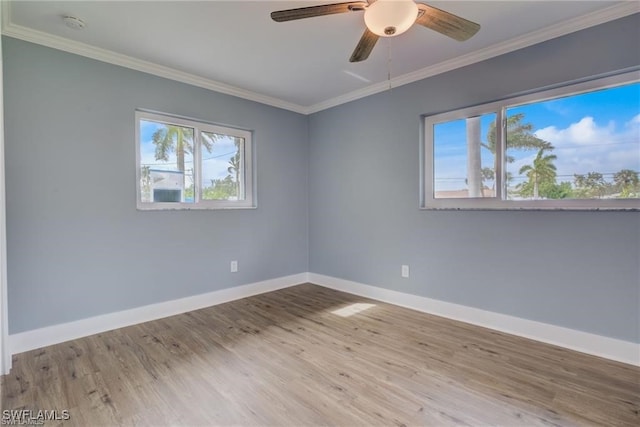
308 273 640 367
7 272 638 368
8 273 308 356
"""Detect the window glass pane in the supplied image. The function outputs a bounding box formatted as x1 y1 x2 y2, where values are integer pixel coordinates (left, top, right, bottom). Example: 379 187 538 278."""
201 132 244 201
139 120 194 203
433 113 496 198
506 82 640 200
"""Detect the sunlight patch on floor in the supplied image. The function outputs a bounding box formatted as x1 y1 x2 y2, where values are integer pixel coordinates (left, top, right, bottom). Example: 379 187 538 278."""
330 303 376 317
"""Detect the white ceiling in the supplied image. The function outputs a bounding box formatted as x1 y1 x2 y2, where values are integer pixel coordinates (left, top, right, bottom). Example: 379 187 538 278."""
2 1 638 113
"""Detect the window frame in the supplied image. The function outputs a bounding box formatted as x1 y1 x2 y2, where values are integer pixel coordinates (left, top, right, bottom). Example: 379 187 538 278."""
421 71 640 211
135 110 255 210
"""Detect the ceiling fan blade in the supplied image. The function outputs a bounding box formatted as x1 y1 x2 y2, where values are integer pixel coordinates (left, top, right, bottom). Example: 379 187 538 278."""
416 3 480 41
271 2 367 22
349 28 379 63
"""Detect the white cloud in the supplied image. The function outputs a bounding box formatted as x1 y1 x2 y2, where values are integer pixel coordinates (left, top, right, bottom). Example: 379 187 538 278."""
535 116 617 146
530 115 639 179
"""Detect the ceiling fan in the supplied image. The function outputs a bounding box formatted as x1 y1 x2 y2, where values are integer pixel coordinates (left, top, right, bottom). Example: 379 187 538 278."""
271 0 481 63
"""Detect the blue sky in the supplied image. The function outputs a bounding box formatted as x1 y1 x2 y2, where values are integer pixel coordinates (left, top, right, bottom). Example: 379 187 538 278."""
433 82 640 191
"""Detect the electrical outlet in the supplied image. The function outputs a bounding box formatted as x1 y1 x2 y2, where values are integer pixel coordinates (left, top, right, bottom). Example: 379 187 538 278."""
401 265 409 278
230 260 238 273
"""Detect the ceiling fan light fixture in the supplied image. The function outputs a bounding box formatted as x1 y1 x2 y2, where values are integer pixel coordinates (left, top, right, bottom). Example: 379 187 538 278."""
364 0 418 37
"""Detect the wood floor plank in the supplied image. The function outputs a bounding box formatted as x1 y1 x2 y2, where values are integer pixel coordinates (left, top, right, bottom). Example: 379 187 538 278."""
1 283 638 426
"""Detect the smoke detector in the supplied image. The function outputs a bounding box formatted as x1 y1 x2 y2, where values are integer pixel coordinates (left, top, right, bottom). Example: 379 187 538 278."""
62 16 86 30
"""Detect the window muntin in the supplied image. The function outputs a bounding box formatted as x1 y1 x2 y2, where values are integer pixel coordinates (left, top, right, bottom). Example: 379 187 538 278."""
423 72 639 210
136 111 254 210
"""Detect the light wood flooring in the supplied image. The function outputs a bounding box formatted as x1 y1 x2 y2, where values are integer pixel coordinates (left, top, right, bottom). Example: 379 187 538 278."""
1 283 639 426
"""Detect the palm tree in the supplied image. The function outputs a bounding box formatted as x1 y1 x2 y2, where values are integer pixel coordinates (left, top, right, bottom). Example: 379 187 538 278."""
152 125 214 187
226 137 243 198
613 169 639 198
574 172 607 198
152 125 193 174
518 148 557 199
485 113 552 162
476 113 551 195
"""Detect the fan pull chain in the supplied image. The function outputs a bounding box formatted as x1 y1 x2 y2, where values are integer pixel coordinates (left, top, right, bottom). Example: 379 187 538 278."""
386 38 392 91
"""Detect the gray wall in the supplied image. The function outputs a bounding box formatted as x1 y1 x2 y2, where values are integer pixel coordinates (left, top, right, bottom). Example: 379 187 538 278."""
3 37 309 334
3 14 639 344
309 14 640 343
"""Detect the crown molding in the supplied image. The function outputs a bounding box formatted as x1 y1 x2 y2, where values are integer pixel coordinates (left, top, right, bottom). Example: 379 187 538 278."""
0 2 308 115
2 1 638 116
305 1 640 114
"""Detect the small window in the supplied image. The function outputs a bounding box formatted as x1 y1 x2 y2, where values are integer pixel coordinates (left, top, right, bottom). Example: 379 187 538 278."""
136 111 254 210
423 72 640 210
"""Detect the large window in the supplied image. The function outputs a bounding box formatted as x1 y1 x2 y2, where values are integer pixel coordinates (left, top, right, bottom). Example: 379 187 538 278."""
423 72 640 210
136 111 254 210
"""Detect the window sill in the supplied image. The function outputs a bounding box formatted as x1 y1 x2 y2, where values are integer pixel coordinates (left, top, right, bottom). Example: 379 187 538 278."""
136 204 257 211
